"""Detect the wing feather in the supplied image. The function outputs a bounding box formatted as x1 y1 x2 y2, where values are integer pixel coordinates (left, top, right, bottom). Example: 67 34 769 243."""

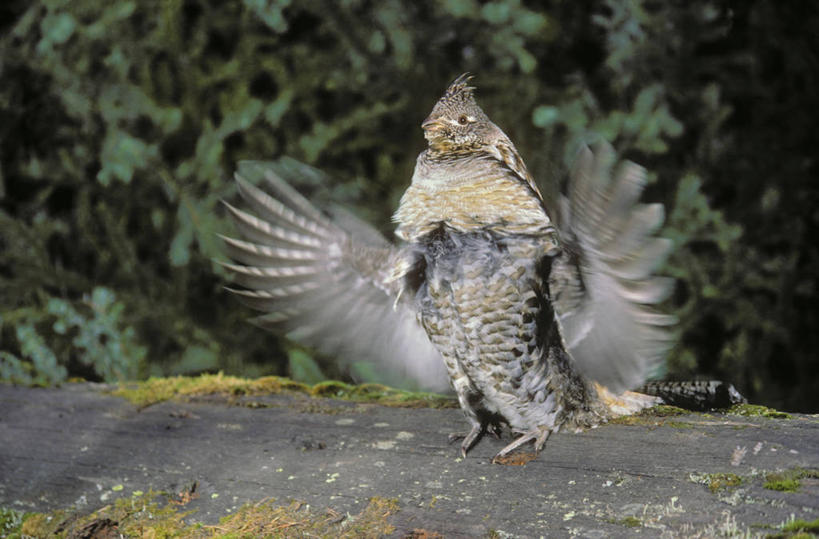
550 143 677 393
221 160 450 392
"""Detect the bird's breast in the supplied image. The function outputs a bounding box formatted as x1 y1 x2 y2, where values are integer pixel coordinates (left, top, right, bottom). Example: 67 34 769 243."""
392 153 554 242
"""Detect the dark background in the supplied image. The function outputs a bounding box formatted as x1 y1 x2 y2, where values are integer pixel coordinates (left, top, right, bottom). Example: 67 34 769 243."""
1 0 817 411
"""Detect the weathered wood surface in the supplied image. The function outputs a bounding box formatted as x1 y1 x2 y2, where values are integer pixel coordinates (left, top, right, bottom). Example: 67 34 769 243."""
1 383 817 537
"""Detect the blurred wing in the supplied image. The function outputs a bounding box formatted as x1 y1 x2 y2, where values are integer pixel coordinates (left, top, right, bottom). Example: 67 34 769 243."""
220 160 450 392
549 144 677 393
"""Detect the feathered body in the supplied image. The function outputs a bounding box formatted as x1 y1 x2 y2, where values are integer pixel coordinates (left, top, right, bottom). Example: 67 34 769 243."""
222 74 676 460
412 227 608 453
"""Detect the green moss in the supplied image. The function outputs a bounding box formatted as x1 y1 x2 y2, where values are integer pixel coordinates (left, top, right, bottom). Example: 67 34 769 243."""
782 519 819 533
690 472 743 493
605 515 643 528
12 491 400 538
765 477 801 492
665 421 695 429
214 496 398 537
19 510 70 538
88 491 189 537
619 516 642 527
0 507 29 538
112 373 457 410
728 403 791 419
765 518 819 539
706 473 742 493
647 404 689 417
610 404 692 427
763 469 819 492
18 490 188 538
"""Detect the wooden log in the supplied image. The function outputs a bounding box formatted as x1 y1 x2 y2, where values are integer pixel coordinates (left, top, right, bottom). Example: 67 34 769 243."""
1 382 817 537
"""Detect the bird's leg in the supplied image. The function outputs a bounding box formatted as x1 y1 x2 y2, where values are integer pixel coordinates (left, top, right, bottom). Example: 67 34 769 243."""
487 423 503 439
491 427 551 463
448 417 505 457
448 422 484 458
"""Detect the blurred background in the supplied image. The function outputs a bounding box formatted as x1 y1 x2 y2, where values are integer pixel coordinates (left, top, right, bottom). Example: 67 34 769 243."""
1 0 816 412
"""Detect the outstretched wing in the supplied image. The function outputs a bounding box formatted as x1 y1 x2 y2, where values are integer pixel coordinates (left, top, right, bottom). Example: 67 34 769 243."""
549 143 677 394
220 160 450 392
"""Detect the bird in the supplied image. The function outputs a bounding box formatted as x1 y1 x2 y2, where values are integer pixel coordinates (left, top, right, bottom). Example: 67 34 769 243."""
220 73 676 461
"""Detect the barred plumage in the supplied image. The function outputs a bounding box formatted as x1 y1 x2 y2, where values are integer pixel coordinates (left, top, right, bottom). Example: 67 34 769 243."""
639 380 746 411
221 75 677 460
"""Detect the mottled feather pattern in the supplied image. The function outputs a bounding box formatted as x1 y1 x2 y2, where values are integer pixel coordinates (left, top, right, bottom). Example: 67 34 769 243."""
222 75 678 460
412 228 606 440
485 138 544 201
394 152 556 242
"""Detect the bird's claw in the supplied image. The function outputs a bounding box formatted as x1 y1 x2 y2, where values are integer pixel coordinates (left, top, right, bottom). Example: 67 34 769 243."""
491 427 551 463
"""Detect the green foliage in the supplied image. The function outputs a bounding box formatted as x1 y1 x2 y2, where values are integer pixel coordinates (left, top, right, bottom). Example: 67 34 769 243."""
0 1 816 411
780 518 819 535
529 0 819 412
0 287 144 383
0 506 28 538
287 347 326 385
763 469 819 493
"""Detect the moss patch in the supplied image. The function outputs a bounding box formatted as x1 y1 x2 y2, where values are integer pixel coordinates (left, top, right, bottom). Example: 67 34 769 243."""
610 404 691 427
763 469 819 492
207 497 398 537
18 509 71 537
618 516 642 528
766 518 819 539
782 518 819 533
112 373 457 410
12 491 400 538
17 491 187 538
690 472 743 493
646 404 689 417
1 507 31 538
728 403 791 419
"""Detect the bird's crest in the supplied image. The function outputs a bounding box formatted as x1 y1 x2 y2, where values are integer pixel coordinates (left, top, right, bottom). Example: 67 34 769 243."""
444 73 476 101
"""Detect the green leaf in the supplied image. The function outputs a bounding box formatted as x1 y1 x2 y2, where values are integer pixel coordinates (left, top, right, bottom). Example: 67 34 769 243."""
170 206 194 267
97 131 158 185
287 348 326 384
38 11 76 51
532 105 559 128
172 346 221 375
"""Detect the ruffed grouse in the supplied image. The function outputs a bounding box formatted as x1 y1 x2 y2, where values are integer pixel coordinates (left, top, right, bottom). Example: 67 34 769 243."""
220 74 676 460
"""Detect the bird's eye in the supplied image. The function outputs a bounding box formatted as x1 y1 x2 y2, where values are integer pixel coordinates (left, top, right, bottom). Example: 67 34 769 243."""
458 115 468 125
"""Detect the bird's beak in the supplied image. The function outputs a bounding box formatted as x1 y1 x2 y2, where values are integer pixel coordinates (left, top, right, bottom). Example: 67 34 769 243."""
422 115 441 130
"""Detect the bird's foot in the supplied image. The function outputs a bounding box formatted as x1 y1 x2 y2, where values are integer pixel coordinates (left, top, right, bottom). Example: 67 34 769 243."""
448 425 483 458
491 427 551 463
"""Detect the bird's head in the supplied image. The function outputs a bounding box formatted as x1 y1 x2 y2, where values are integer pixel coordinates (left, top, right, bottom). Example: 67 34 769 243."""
422 73 496 155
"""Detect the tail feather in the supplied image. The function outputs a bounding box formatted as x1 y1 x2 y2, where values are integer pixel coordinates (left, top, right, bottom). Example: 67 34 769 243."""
639 380 747 411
